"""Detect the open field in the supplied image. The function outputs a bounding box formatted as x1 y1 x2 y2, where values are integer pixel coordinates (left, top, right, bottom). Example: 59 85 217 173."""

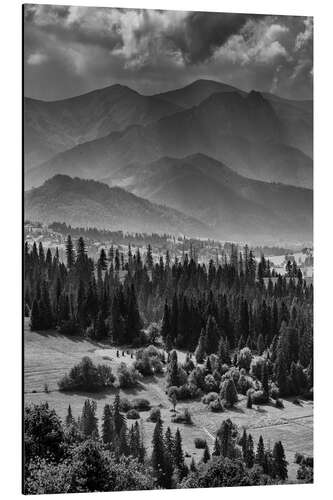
24 319 313 482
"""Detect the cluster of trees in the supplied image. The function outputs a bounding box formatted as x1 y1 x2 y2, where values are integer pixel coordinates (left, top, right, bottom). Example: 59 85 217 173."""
24 236 313 399
25 395 299 494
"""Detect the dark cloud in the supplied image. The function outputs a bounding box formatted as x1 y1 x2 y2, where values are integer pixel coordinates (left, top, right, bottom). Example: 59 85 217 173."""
23 5 313 101
168 12 261 64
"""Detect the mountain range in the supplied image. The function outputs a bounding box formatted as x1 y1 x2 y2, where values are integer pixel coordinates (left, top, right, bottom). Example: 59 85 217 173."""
24 78 313 244
25 175 208 237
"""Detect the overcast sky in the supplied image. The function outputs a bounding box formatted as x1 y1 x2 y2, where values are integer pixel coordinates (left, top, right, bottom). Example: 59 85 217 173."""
24 4 313 101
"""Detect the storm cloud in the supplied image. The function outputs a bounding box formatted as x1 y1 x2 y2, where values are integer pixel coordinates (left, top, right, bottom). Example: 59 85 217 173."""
23 5 313 100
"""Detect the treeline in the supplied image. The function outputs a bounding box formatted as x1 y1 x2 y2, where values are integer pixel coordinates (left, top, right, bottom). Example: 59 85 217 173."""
25 394 310 494
24 236 313 397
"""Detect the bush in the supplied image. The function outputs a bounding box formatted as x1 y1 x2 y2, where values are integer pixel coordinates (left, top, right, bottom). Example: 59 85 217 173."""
58 357 115 392
208 398 224 412
238 347 253 371
117 362 142 388
194 438 207 449
250 356 266 379
168 383 202 401
202 392 219 404
126 409 140 420
204 374 218 393
134 346 164 376
119 398 132 412
275 398 284 408
172 407 193 425
131 398 151 411
147 407 161 422
251 390 267 405
270 383 279 399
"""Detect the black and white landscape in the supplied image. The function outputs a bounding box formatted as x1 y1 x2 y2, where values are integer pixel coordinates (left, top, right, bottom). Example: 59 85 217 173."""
23 5 313 495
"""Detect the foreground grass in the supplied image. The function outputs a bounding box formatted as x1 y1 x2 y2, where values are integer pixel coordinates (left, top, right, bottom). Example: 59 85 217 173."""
24 319 313 482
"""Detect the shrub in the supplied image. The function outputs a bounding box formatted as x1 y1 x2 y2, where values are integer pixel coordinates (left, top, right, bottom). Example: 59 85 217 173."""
251 390 267 405
275 398 284 408
204 374 218 393
238 347 253 371
270 383 279 400
175 383 202 401
208 398 224 412
172 407 193 425
250 356 266 379
117 362 142 388
126 409 140 420
131 398 151 411
58 357 115 392
147 407 161 422
194 438 207 449
202 392 219 404
119 398 132 412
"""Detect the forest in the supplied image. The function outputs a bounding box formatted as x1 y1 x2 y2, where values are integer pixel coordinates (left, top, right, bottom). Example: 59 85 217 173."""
24 236 313 492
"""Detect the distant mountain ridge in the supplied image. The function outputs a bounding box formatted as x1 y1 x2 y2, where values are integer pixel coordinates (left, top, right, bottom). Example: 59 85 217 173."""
104 153 313 243
28 88 312 189
24 84 182 168
24 175 209 237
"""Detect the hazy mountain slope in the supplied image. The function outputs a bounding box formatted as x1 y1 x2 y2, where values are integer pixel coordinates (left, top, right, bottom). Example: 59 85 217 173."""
28 90 312 189
103 153 312 243
154 78 245 108
155 79 312 157
25 175 209 237
24 84 182 169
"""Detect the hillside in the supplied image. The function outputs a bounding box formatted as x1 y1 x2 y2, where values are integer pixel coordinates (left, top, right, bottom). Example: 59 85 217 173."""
104 153 313 243
24 84 182 168
28 90 312 190
24 175 209 237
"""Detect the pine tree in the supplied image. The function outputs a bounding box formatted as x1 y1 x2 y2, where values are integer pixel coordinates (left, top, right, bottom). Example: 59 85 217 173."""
261 361 270 401
255 435 265 467
202 442 211 463
80 399 98 438
190 457 197 472
98 248 107 270
65 235 75 270
245 434 254 468
240 429 247 460
273 441 288 480
151 417 167 487
173 428 185 475
168 350 179 386
146 244 153 270
164 427 174 458
113 391 125 436
102 404 114 444
30 299 40 330
65 405 73 427
212 437 221 456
